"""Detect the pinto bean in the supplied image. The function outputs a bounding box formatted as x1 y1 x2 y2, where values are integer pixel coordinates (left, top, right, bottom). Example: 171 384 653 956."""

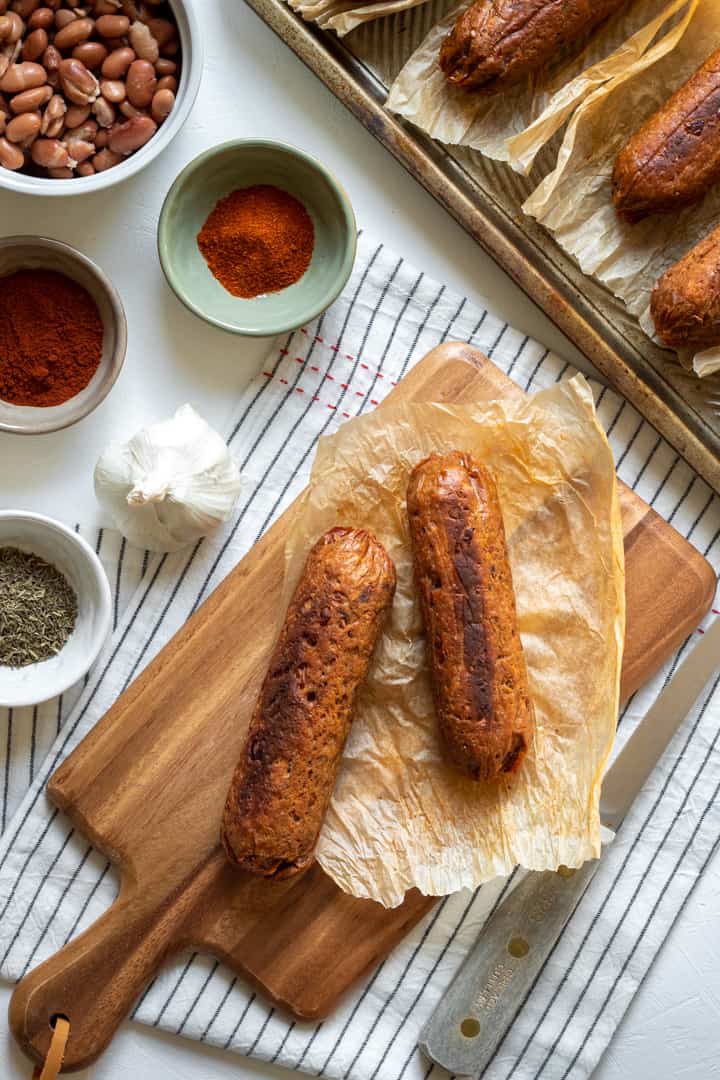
9 81 50 110
72 41 107 69
0 61 46 92
53 14 93 48
58 56 98 104
95 12 128 36
30 133 70 166
107 110 153 153
5 107 40 143
100 44 132 78
125 56 153 106
91 145 120 169
21 26 46 60
0 132 24 166
150 85 171 121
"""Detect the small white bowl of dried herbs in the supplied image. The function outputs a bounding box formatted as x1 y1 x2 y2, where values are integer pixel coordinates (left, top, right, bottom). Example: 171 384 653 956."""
0 512 112 708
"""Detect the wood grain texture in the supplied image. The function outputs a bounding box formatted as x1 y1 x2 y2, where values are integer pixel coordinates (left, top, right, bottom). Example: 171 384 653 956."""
10 344 717 1072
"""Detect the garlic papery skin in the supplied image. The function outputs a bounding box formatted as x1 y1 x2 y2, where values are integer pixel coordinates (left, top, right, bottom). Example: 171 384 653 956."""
94 404 243 553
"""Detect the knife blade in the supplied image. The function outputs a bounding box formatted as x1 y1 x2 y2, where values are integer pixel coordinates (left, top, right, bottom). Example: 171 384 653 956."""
419 617 720 1078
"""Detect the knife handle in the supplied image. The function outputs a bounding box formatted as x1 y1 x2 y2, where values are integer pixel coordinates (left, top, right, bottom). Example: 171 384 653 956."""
418 859 600 1078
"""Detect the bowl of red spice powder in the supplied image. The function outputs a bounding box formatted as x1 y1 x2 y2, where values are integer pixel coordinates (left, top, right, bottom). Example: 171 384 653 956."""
0 236 127 435
157 140 357 336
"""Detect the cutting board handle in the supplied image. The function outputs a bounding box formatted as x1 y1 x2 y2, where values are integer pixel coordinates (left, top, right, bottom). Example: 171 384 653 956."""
8 857 219 1073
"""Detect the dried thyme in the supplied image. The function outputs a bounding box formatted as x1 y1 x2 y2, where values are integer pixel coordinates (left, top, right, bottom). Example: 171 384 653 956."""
0 547 77 668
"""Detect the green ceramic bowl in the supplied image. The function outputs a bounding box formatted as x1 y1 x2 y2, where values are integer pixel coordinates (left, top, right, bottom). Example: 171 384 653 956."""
157 140 357 336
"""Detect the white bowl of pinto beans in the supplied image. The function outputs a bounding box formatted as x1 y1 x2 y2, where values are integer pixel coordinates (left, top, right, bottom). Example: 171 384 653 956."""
0 0 202 195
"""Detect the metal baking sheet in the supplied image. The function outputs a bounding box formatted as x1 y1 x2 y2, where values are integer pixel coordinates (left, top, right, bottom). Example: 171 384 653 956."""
246 0 720 492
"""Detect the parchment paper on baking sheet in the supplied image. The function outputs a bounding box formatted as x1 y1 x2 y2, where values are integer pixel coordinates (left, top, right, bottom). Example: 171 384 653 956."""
285 0 429 37
523 0 720 377
283 377 625 908
387 0 690 167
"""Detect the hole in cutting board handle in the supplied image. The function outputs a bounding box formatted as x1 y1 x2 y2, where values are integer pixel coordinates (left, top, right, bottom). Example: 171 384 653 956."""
507 937 529 958
49 1013 69 1031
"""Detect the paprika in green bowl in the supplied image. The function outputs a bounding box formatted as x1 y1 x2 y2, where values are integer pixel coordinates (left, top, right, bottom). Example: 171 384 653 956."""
157 140 357 337
0 237 127 436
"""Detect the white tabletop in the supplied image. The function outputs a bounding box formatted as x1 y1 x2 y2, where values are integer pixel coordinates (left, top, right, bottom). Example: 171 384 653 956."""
1 2 718 1078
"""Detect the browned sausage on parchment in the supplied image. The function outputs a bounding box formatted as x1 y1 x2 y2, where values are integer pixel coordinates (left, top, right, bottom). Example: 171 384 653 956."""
613 47 720 223
407 451 534 782
439 0 630 93
221 527 396 879
651 223 720 349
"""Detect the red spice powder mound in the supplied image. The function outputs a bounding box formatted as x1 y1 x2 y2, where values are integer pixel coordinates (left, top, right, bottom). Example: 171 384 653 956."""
197 184 315 299
0 269 104 408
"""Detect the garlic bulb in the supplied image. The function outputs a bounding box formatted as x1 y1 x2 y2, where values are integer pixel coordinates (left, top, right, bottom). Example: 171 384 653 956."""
94 404 243 552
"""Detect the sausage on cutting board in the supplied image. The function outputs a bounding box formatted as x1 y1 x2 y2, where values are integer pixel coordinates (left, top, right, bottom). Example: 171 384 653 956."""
407 451 534 782
651 222 720 349
221 527 396 879
439 0 630 93
613 47 720 222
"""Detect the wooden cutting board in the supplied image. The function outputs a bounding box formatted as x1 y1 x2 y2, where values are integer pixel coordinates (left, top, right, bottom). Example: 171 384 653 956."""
10 344 716 1073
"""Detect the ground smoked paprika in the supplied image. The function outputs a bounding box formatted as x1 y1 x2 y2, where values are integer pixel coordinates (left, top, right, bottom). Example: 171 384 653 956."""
197 185 315 299
0 269 104 408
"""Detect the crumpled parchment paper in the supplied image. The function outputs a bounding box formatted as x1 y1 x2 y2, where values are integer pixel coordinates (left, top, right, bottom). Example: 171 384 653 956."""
523 0 720 377
282 376 625 907
285 0 428 37
387 0 687 167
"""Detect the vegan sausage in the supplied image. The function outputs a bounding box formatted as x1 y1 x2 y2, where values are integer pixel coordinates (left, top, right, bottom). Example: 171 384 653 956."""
613 47 720 222
407 452 534 781
439 0 629 93
221 527 396 878
651 223 720 349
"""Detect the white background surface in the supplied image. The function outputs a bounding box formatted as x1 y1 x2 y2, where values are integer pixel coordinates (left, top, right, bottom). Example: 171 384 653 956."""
0 2 718 1078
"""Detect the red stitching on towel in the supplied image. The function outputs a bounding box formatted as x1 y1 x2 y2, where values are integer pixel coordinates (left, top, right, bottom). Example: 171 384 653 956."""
288 330 391 383
261 369 383 417
698 627 706 634
299 328 324 342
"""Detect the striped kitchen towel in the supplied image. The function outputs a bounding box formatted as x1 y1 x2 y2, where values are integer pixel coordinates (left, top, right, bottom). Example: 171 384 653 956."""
0 529 153 834
1 232 720 1080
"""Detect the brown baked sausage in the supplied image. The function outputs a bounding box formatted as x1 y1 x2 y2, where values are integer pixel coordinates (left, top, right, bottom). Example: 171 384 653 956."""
613 47 720 223
221 527 396 878
407 452 534 781
651 223 720 349
439 0 629 94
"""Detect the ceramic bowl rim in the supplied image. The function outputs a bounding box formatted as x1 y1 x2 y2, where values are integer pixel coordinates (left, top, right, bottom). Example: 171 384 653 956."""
156 138 358 337
0 235 128 435
0 510 112 708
